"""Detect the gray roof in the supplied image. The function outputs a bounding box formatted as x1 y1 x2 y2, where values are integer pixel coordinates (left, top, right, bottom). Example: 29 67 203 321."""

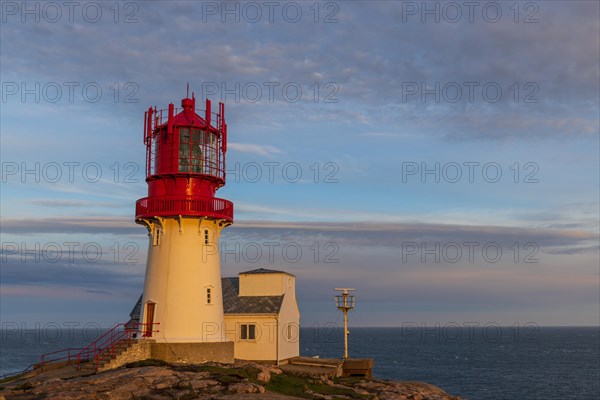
222 277 283 314
129 277 283 320
129 294 143 320
240 268 295 277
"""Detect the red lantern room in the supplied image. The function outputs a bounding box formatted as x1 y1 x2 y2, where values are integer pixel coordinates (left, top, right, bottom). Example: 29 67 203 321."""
135 92 233 223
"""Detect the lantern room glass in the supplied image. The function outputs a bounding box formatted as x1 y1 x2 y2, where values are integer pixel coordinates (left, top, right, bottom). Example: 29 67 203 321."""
179 127 218 175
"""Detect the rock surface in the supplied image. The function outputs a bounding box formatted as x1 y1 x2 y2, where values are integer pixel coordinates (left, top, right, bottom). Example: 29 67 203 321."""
0 360 461 400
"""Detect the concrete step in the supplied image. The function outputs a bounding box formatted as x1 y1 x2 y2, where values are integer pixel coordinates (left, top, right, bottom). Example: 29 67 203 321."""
81 339 137 371
288 356 342 368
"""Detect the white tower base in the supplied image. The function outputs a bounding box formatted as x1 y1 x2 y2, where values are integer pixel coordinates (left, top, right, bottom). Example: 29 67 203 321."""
139 217 229 343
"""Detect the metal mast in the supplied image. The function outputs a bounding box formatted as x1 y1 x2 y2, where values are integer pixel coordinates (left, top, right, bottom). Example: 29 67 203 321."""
334 288 356 359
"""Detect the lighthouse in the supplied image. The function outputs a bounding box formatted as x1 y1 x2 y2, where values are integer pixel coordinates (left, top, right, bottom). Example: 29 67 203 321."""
135 91 233 344
35 91 297 371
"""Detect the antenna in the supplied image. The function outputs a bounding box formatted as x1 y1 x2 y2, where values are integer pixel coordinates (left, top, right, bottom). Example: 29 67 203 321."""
334 288 356 359
186 83 189 98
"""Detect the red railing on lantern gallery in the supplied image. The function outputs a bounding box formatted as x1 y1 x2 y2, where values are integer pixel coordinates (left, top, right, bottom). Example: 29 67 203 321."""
37 322 160 371
135 195 233 222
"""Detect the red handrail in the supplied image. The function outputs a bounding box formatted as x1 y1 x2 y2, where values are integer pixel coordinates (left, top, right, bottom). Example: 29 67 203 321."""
39 347 85 367
75 322 159 370
38 321 159 371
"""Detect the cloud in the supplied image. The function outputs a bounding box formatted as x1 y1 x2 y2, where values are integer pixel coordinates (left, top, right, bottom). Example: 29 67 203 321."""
228 143 284 157
0 258 143 293
2 1 597 141
1 1 598 326
2 216 595 250
0 217 140 235
30 200 125 208
224 220 597 250
545 245 600 255
1 217 597 326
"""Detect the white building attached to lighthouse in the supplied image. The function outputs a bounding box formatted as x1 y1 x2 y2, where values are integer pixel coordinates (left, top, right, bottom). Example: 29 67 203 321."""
130 268 300 364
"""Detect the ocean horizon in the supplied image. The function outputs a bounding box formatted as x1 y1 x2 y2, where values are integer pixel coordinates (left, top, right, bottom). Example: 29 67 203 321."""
1 326 598 399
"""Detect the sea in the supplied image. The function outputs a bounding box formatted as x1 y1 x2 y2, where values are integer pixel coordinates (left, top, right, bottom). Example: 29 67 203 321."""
1 326 598 400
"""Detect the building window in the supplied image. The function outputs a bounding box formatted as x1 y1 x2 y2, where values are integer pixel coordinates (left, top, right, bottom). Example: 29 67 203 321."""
206 288 211 304
240 324 256 340
204 229 209 245
287 324 292 340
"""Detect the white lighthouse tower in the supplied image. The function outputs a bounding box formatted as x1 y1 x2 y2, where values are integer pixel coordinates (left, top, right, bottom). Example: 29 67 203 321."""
135 92 233 345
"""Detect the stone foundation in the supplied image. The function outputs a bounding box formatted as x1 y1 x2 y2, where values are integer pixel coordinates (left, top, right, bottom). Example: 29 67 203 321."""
99 340 234 372
150 342 234 365
99 341 153 371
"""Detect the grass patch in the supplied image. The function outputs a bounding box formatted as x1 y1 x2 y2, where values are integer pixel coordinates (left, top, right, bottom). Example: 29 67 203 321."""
215 374 244 385
266 373 310 397
312 383 367 398
125 361 261 386
266 373 370 399
13 381 34 391
335 376 367 386
177 391 201 400
125 359 170 368
63 372 96 380
0 374 24 385
175 364 260 383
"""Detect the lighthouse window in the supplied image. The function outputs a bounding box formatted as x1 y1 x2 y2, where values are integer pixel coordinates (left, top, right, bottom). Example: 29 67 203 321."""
191 129 203 173
204 229 209 245
204 133 218 175
179 127 218 175
240 324 256 340
179 127 190 172
206 288 211 304
179 127 204 173
153 227 161 246
179 127 219 176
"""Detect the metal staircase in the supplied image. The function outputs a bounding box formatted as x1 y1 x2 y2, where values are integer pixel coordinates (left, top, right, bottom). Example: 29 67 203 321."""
37 321 159 372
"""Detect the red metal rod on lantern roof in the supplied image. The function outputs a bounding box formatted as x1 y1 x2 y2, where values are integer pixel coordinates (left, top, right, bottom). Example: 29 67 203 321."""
167 103 174 134
223 122 227 153
205 98 211 125
146 107 153 143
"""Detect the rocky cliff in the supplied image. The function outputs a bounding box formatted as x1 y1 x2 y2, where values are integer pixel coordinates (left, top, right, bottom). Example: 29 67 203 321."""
0 360 461 400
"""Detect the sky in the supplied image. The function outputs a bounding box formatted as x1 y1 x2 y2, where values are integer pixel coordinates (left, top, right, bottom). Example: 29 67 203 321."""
0 1 598 330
